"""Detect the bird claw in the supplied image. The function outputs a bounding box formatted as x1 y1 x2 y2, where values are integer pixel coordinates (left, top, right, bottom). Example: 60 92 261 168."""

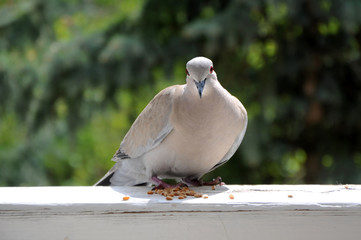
151 176 186 189
152 176 224 189
202 176 224 186
182 176 224 186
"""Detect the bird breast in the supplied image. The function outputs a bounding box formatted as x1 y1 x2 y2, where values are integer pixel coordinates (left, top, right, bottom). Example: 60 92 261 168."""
154 89 244 177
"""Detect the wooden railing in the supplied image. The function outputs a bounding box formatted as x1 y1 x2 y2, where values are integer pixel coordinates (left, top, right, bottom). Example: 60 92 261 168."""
1 185 360 240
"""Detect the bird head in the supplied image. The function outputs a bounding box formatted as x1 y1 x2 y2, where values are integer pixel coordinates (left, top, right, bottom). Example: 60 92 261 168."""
186 57 216 98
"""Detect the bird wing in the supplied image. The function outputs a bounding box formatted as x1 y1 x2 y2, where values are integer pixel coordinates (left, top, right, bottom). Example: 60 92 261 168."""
209 97 248 171
113 85 181 160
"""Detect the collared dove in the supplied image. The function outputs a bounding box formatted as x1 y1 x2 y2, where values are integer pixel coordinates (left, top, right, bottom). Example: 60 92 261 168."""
95 56 247 187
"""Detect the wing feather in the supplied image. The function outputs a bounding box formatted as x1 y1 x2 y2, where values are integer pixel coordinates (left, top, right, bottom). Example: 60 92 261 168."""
113 85 181 160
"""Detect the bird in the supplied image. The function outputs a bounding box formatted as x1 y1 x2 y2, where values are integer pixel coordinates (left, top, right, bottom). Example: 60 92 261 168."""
95 56 247 188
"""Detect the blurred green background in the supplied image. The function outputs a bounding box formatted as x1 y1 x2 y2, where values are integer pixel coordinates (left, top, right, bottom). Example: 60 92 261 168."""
1 0 361 186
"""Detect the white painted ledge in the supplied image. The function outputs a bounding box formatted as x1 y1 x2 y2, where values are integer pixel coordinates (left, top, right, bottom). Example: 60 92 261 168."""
1 184 361 211
1 185 361 240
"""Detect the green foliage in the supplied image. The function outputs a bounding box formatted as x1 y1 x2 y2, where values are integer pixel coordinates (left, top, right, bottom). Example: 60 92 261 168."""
1 0 361 186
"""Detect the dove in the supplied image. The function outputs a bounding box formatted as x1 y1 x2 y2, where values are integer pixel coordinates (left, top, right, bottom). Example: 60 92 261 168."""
95 56 247 188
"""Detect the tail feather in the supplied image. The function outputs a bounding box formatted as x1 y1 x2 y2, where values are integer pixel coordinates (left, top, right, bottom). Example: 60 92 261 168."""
94 165 117 186
95 158 149 186
94 172 114 186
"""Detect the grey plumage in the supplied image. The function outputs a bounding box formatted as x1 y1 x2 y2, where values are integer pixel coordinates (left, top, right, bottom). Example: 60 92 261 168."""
95 56 247 186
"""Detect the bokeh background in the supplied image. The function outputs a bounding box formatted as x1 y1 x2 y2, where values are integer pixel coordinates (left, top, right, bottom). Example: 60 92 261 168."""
1 0 361 186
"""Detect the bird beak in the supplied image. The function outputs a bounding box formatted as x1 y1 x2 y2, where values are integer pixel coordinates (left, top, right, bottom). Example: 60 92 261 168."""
194 79 206 98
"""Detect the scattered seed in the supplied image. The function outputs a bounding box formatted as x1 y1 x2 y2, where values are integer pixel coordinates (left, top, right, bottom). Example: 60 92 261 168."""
288 194 293 198
149 186 204 200
203 194 208 199
194 193 203 198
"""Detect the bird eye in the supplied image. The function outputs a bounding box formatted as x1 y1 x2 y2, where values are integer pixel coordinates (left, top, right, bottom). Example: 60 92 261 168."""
186 69 190 76
210 66 214 73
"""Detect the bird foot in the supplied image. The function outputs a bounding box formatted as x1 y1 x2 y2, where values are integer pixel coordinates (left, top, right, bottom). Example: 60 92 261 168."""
151 176 186 189
182 176 224 186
